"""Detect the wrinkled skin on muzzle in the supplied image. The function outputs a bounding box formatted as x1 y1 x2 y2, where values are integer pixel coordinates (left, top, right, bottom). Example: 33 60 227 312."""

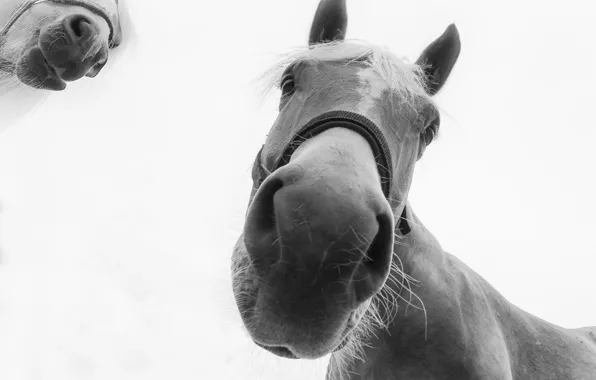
0 0 122 91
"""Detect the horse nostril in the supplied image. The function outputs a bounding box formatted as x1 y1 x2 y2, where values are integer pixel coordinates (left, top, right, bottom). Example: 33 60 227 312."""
354 211 395 302
64 14 93 40
249 177 284 233
243 176 285 275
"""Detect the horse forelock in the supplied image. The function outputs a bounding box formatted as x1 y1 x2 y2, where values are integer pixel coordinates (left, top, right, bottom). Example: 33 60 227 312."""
257 39 433 114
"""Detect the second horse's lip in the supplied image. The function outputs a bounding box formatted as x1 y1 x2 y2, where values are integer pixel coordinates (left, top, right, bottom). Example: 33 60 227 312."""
45 57 61 79
16 46 67 91
40 51 67 89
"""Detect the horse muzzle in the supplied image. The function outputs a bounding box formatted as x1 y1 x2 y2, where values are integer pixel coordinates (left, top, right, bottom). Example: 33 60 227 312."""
238 111 396 359
15 13 109 90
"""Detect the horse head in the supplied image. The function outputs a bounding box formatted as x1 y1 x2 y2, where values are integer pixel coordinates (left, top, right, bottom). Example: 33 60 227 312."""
232 0 460 361
0 0 122 91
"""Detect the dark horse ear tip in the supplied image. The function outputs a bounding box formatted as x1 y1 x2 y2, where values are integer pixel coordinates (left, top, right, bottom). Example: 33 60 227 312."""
319 0 347 11
309 0 348 46
435 23 461 58
440 24 460 43
415 23 461 96
446 23 459 35
444 24 461 47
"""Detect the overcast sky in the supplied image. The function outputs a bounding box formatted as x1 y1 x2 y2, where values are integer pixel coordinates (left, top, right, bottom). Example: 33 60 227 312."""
0 0 594 378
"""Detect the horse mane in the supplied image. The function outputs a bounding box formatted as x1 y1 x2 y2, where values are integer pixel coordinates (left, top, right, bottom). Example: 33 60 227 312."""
257 39 433 113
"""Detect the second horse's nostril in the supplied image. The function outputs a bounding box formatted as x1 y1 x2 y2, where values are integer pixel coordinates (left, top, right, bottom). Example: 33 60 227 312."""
66 15 92 39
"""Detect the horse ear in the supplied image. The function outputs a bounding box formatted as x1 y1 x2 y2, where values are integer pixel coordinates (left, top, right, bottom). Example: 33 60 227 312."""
415 24 461 96
308 0 348 46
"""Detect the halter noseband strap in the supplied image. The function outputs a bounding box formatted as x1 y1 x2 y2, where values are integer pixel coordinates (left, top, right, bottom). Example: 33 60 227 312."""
0 0 119 47
276 110 394 198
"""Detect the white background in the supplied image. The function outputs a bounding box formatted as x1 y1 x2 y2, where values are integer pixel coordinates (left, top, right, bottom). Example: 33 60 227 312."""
0 0 594 378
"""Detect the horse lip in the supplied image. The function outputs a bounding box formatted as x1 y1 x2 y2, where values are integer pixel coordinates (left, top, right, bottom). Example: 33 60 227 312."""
253 313 356 358
332 316 355 352
332 337 350 352
254 342 299 359
16 47 67 90
34 41 66 84
235 260 356 358
42 56 67 88
85 58 108 78
85 66 101 78
255 330 351 358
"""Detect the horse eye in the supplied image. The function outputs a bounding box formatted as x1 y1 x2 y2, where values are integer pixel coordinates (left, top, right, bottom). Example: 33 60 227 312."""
423 124 438 145
280 76 295 97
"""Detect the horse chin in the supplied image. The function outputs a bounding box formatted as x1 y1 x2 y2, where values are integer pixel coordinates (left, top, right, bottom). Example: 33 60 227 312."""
235 287 356 359
254 334 352 359
249 311 356 359
232 240 362 360
15 46 67 91
254 343 300 359
254 333 351 359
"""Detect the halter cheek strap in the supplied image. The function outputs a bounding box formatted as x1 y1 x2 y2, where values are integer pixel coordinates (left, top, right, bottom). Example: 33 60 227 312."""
0 0 119 47
277 110 394 198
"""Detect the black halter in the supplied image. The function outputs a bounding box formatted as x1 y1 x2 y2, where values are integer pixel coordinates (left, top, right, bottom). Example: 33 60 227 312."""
276 110 394 198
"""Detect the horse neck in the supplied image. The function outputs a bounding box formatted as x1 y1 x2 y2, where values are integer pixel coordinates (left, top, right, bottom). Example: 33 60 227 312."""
392 203 555 334
388 203 522 342
331 203 513 378
334 203 576 379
